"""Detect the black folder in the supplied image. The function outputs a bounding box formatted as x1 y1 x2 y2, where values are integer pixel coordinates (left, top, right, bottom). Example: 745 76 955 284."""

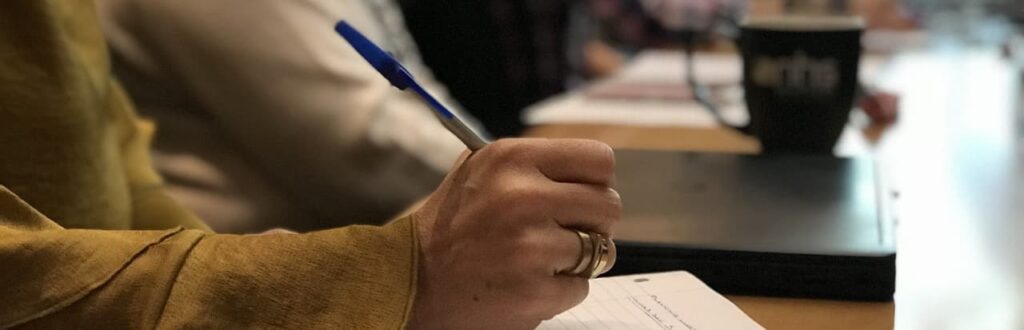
606 149 896 301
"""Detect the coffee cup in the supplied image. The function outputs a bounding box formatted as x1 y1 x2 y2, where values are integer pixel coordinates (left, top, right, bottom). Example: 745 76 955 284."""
734 15 864 154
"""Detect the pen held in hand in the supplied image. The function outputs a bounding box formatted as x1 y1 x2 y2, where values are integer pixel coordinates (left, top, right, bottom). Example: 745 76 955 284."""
334 20 489 151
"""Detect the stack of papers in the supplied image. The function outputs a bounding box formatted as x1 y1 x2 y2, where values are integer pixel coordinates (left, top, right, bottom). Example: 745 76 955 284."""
525 52 746 128
539 271 764 330
523 50 890 129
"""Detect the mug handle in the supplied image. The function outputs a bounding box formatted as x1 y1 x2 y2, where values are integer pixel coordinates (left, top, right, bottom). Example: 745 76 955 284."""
683 33 752 135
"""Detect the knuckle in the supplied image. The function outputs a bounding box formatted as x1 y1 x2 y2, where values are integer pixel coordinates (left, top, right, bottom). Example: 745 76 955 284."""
605 188 623 211
513 232 548 260
591 188 622 233
499 182 546 210
585 140 616 175
485 139 529 164
607 193 623 224
590 187 622 223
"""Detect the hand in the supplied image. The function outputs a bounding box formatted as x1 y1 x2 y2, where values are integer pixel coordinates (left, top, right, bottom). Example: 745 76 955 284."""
409 138 621 329
859 91 900 125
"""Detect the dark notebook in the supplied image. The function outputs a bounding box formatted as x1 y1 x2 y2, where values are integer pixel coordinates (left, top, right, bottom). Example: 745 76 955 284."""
606 149 896 301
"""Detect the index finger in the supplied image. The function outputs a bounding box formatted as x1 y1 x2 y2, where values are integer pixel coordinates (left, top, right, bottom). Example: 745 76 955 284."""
532 139 615 187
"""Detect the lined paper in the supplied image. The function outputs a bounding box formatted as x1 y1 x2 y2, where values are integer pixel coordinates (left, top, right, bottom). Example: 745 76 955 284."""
538 271 763 330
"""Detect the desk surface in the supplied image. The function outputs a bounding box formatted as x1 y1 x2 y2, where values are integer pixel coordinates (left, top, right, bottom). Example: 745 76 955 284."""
524 50 1023 329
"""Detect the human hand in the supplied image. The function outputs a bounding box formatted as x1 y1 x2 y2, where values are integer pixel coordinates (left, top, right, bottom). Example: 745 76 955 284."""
859 90 900 125
408 138 621 329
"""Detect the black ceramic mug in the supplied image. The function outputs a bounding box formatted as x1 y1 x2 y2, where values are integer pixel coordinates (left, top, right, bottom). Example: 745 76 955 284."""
734 15 864 154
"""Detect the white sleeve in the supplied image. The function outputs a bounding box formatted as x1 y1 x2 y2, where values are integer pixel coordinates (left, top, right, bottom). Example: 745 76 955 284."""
99 0 479 220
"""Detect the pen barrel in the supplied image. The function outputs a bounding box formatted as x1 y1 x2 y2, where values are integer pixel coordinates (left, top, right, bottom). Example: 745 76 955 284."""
411 89 490 151
338 21 489 151
441 117 489 151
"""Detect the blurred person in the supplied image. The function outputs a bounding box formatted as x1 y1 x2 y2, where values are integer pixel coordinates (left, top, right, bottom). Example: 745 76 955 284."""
579 0 916 76
400 0 575 137
399 0 738 134
573 0 744 78
791 0 918 29
638 0 738 32
785 0 846 14
98 0 483 233
0 1 620 328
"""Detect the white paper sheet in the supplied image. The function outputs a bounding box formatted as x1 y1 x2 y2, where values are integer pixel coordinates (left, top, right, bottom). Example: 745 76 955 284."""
523 50 890 129
538 271 764 330
524 51 747 128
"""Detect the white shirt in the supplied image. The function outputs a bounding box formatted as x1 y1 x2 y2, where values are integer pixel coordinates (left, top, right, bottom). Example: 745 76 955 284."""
98 0 479 232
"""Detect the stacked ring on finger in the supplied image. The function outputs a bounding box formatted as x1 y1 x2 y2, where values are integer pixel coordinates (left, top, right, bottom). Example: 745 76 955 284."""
566 230 612 279
587 233 611 278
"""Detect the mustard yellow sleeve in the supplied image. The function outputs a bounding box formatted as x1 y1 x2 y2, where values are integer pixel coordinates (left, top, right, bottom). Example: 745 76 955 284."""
0 186 419 329
0 0 209 232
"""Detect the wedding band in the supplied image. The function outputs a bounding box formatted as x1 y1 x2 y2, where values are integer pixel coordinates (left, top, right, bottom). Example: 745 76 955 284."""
569 231 595 276
587 233 611 278
566 230 612 279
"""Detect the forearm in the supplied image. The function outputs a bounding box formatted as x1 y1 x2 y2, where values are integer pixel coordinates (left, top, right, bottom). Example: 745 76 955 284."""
2 186 418 328
158 218 418 329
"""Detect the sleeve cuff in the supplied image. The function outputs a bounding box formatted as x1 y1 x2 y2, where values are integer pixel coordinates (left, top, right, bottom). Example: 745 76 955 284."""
159 214 419 328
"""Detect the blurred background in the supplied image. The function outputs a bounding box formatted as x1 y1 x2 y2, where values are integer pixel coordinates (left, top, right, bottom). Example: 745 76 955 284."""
398 0 1023 137
395 0 1024 328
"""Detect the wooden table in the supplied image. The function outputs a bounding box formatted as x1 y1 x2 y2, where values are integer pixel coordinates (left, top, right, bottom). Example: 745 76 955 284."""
525 50 1024 329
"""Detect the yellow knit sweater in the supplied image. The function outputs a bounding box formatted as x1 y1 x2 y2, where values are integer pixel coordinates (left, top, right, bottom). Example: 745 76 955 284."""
0 1 417 328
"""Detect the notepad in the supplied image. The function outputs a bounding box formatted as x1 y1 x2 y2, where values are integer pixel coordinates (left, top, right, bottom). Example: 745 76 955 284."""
538 271 764 330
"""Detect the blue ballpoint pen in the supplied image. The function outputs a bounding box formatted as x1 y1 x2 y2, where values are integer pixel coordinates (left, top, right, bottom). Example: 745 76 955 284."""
334 21 489 151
